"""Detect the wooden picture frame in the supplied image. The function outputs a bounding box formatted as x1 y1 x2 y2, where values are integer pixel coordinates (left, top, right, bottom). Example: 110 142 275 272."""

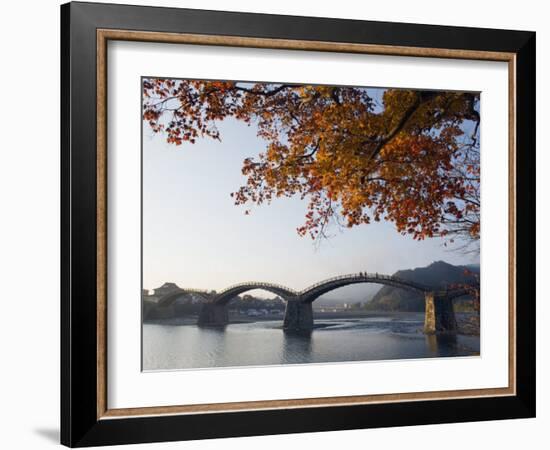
61 2 535 446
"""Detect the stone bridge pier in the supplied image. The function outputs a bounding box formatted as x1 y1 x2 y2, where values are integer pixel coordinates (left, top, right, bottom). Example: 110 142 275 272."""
424 292 457 334
283 299 313 331
198 303 228 327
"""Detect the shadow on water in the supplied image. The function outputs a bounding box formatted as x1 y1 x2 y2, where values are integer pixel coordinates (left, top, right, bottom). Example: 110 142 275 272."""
425 333 459 356
283 328 313 338
198 324 227 332
282 329 313 364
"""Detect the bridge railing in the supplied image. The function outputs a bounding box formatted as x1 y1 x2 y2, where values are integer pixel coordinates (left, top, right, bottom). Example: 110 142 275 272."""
210 275 470 300
216 281 299 296
300 272 430 293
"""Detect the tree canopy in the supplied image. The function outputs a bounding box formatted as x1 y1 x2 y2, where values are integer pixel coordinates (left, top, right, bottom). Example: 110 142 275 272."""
143 78 480 250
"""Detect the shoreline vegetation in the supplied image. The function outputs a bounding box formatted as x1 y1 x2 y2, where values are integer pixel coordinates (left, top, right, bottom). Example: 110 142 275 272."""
144 310 480 336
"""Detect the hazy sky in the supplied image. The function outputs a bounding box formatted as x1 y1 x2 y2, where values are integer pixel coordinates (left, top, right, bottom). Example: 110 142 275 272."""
142 87 479 297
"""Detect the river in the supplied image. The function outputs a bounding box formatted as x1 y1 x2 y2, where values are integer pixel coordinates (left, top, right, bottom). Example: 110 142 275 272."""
142 312 479 371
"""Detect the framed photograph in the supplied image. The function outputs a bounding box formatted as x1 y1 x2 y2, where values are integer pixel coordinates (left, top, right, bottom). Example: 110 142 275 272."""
61 2 536 447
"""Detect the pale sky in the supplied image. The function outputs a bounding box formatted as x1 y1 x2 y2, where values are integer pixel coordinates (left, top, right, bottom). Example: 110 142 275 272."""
142 87 479 297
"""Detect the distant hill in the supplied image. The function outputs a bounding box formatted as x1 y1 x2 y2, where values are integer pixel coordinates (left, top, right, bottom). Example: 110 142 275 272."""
367 261 479 312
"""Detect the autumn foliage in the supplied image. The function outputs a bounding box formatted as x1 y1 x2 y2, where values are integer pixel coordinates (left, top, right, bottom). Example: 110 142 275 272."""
143 78 480 248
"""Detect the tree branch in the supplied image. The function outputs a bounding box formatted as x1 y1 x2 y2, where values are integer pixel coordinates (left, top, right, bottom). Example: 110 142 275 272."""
368 91 438 160
234 84 293 97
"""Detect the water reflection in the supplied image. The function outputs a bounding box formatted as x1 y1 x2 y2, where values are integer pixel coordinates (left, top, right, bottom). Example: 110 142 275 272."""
282 330 313 364
143 313 480 371
425 333 458 356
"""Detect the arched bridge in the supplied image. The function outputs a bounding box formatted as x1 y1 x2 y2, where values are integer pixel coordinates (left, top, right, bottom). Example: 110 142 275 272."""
207 273 433 304
154 273 474 334
213 282 299 305
298 273 430 303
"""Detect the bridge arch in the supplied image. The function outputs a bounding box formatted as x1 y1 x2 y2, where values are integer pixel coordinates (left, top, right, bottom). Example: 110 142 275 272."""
299 273 430 303
213 282 298 305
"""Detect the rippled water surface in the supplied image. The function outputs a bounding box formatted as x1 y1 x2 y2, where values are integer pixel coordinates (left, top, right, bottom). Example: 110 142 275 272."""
143 313 480 371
